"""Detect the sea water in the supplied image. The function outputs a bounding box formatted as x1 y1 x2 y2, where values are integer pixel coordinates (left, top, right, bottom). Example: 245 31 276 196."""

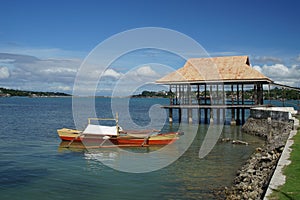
0 97 266 199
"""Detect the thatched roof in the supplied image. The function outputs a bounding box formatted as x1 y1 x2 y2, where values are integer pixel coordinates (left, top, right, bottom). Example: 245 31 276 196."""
156 56 272 84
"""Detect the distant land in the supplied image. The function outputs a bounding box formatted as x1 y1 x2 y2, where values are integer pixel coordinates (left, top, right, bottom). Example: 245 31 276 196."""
0 87 71 97
0 87 298 100
132 88 299 100
131 90 172 98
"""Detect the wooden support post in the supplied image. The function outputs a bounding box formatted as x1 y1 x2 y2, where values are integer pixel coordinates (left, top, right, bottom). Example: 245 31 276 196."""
169 85 173 105
237 84 239 105
210 108 214 124
231 84 234 104
188 108 193 124
230 84 236 125
242 84 244 105
216 84 219 104
282 87 285 106
222 84 225 105
210 85 213 105
261 83 264 105
242 108 245 124
178 108 182 123
182 85 185 104
223 108 226 124
209 84 214 124
257 83 263 105
178 85 181 105
204 84 207 105
187 85 192 105
169 108 173 123
197 85 200 105
254 84 257 105
231 109 236 126
242 83 245 124
217 108 220 124
268 84 271 105
198 108 201 124
175 85 178 105
222 84 225 124
236 84 240 125
236 109 240 125
204 108 208 124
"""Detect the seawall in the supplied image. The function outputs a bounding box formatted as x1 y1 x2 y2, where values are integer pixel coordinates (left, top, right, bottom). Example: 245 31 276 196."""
224 107 296 200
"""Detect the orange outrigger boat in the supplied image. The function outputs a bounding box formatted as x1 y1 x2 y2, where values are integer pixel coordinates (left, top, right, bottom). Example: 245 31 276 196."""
57 114 183 148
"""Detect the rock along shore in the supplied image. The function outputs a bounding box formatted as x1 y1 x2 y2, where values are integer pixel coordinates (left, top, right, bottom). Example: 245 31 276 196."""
223 117 294 200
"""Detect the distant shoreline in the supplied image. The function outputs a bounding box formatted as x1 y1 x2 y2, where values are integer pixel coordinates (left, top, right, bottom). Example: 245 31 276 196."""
0 87 71 98
0 88 171 98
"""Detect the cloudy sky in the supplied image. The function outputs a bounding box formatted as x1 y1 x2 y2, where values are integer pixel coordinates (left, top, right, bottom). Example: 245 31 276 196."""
0 0 300 95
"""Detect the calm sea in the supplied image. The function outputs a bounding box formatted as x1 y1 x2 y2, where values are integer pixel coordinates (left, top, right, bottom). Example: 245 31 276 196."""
0 97 267 199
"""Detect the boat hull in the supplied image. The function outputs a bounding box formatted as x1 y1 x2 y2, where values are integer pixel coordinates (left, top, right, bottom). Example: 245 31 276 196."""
57 128 180 147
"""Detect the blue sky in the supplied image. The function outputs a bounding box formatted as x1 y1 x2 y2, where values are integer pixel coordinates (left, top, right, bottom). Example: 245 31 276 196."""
0 0 300 94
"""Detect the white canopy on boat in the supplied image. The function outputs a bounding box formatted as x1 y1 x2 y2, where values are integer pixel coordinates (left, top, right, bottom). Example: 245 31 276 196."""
83 124 118 136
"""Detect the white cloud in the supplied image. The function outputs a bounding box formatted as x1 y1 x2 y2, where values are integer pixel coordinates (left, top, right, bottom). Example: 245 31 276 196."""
0 45 86 60
0 53 82 92
106 65 173 96
135 66 159 77
0 58 15 63
262 64 289 76
125 65 160 82
42 67 77 74
15 58 81 83
253 63 300 87
102 69 122 79
74 63 174 96
0 66 10 79
98 65 160 85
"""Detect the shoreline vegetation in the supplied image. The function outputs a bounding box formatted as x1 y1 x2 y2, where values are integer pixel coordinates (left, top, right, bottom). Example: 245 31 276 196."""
0 87 71 98
1 87 299 100
268 115 300 199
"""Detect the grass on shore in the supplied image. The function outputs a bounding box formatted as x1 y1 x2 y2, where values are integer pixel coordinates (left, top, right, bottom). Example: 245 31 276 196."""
269 116 300 200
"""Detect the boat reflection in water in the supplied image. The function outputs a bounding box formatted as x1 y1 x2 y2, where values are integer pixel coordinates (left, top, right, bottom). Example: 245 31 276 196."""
58 139 184 172
58 141 174 152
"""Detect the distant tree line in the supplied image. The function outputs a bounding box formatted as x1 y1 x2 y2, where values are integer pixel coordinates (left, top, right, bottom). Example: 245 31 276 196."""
132 87 299 100
0 87 70 97
266 87 299 100
132 90 174 98
225 87 299 100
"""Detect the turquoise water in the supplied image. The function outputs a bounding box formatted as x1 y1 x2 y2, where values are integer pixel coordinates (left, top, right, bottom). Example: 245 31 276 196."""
0 97 264 199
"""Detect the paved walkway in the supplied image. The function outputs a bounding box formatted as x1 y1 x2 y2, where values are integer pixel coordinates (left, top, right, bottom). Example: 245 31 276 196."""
264 117 299 199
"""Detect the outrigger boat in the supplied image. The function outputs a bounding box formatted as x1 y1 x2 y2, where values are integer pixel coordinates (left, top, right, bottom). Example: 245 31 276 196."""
57 114 183 148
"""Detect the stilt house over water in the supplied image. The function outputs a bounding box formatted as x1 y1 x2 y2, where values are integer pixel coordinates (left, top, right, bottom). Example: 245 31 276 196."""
156 55 273 125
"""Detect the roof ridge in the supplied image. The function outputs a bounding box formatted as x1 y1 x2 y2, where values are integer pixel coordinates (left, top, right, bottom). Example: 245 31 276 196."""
188 55 248 61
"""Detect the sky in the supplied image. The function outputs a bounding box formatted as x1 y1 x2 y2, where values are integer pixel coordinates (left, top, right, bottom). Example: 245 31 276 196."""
0 0 300 95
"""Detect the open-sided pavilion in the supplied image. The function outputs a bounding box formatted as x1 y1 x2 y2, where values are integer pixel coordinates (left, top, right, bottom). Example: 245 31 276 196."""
156 55 274 124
